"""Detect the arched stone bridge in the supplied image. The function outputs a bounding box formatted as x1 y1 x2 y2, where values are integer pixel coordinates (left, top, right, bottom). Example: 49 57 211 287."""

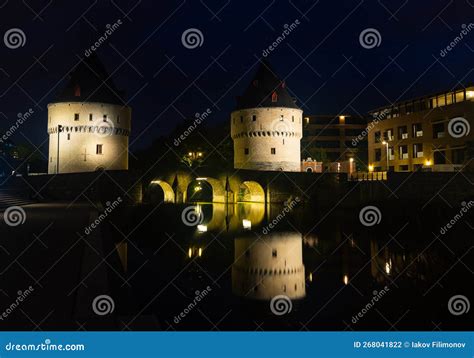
145 168 344 204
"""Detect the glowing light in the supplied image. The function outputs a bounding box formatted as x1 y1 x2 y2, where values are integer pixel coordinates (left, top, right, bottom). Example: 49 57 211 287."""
382 140 387 145
343 275 349 285
309 272 313 282
467 91 474 99
242 219 252 230
197 224 207 233
368 165 374 172
385 259 392 274
197 152 203 157
196 177 207 181
188 248 192 258
194 186 202 192
424 159 432 166
150 180 161 184
188 152 193 156
198 248 202 257
349 158 354 163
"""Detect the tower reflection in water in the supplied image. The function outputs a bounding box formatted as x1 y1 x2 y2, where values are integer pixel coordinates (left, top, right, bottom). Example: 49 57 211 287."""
232 232 306 301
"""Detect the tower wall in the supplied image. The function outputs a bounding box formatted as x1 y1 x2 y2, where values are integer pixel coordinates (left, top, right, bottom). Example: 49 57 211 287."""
231 107 303 171
232 232 306 300
47 102 131 174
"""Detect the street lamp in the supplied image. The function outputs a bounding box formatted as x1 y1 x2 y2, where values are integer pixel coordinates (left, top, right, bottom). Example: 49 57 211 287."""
382 140 389 171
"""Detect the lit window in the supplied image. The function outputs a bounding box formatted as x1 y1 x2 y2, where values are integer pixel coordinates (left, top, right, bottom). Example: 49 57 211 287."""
96 144 103 155
271 148 276 155
74 113 79 121
272 92 278 102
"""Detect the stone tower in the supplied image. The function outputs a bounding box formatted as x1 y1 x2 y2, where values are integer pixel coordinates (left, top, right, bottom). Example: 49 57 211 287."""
232 232 306 300
47 54 131 174
231 60 302 171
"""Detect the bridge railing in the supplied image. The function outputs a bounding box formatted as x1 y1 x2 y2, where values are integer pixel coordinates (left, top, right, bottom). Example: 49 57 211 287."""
349 171 387 181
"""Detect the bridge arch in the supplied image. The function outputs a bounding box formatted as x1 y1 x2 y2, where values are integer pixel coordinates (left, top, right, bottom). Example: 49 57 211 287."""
148 180 175 203
238 181 265 203
186 177 226 203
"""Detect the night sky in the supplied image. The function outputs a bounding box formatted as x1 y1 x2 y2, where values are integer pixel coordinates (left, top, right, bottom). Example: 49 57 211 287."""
1 0 473 154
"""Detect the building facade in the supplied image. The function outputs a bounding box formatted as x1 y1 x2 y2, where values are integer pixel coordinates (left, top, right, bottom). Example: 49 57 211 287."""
47 54 131 174
231 61 303 172
302 114 368 164
368 86 474 172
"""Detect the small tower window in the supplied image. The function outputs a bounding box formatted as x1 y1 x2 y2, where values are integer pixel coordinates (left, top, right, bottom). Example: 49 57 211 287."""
117 115 120 123
74 85 81 97
67 133 71 140
292 115 294 122
244 148 249 155
252 115 257 122
280 115 284 121
272 92 278 102
271 148 276 155
272 249 277 258
96 144 103 155
89 114 93 121
103 114 107 122
74 113 79 121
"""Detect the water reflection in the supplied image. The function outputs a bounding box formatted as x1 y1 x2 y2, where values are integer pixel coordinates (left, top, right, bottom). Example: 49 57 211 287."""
232 232 306 300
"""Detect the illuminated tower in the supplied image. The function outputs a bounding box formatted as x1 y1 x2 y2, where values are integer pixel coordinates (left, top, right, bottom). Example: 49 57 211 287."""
231 60 303 171
47 54 131 174
232 232 306 300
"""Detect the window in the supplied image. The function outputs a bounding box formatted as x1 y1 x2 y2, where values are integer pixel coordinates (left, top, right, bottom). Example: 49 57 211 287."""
388 146 395 160
413 143 423 158
89 113 93 121
271 148 276 154
455 90 464 103
398 126 408 139
438 94 446 107
272 249 277 258
384 129 394 141
375 148 381 161
252 115 257 122
399 145 408 159
399 165 409 171
271 91 278 102
74 113 79 121
292 115 294 122
117 115 120 123
96 144 103 155
452 148 465 164
244 148 249 155
374 131 381 142
103 114 107 122
412 123 423 137
432 123 445 138
67 133 71 140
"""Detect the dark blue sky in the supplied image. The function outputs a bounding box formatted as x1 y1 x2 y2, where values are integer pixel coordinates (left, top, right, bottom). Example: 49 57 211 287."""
1 0 473 153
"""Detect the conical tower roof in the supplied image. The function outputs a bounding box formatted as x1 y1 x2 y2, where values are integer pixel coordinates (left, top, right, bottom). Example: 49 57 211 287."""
235 60 300 110
52 53 125 105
